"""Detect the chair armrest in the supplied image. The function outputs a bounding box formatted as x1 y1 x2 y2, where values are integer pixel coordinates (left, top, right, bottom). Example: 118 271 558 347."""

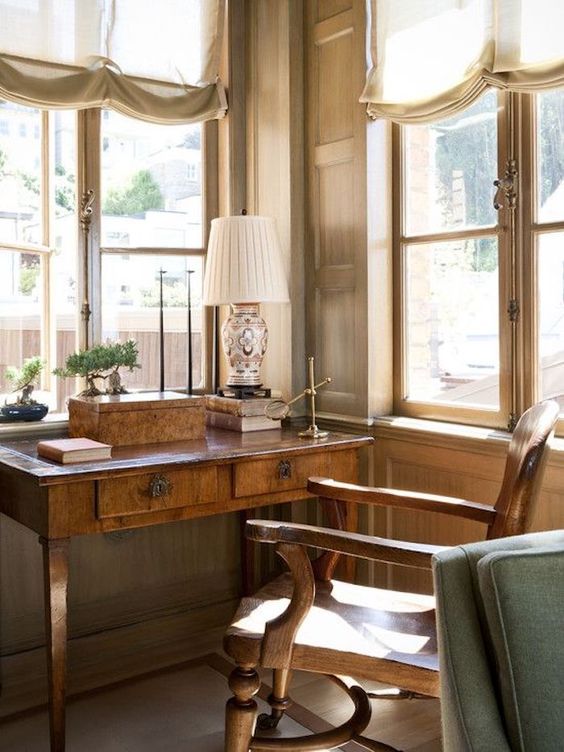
246 519 446 570
307 477 496 525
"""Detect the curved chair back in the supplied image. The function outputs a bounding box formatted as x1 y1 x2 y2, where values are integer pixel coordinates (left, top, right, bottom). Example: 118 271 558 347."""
489 400 559 539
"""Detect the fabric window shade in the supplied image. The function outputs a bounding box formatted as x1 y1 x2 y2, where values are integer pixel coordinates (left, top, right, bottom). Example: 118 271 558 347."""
0 0 226 124
362 0 564 123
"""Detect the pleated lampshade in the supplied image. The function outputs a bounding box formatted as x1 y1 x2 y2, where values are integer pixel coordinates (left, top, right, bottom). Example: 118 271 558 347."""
203 215 289 305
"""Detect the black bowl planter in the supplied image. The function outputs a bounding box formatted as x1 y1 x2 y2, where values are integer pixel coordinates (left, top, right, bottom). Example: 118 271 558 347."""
0 403 49 423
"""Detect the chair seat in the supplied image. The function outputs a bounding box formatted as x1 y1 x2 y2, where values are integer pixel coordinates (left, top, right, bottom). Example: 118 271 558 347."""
224 574 440 697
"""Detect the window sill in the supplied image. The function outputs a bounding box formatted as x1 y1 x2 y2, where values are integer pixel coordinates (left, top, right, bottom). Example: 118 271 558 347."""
0 412 68 440
318 412 564 466
372 414 511 447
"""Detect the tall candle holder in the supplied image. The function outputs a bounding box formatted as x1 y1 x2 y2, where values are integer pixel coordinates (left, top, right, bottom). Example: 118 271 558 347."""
265 356 331 439
186 269 195 395
158 268 167 392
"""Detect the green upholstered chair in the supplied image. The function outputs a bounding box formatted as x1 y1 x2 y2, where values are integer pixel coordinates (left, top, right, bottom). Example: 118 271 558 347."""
433 529 564 752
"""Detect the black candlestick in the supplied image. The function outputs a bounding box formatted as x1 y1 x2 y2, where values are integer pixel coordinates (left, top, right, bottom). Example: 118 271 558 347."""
186 269 195 395
158 268 167 392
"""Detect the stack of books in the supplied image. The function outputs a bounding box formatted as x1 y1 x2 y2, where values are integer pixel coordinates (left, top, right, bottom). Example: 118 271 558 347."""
205 395 281 432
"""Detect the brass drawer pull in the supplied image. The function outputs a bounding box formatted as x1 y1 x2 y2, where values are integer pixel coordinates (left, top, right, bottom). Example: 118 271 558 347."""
149 474 173 498
278 460 292 480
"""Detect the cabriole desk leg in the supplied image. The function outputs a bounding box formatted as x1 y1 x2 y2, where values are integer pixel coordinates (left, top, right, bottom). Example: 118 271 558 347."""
40 537 70 752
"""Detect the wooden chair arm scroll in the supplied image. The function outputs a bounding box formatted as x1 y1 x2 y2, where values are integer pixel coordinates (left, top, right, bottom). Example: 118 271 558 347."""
307 477 497 525
246 519 445 570
260 542 315 669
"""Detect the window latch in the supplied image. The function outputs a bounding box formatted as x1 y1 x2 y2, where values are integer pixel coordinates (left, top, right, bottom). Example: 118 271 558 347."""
493 160 518 210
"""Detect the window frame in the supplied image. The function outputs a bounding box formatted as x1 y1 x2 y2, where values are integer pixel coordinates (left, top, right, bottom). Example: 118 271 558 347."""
520 93 564 436
0 105 217 424
393 89 564 433
79 109 217 396
0 108 78 401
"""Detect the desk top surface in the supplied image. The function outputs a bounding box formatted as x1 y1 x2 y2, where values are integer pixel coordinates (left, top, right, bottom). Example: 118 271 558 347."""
0 426 373 485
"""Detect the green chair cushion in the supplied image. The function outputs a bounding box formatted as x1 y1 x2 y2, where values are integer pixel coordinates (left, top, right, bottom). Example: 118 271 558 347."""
478 546 564 752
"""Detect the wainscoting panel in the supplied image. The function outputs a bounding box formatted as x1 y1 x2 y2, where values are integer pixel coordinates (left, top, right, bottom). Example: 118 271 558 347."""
372 424 564 594
0 514 241 657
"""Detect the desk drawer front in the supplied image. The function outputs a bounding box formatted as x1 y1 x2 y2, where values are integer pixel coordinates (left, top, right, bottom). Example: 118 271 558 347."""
233 450 355 498
96 466 218 519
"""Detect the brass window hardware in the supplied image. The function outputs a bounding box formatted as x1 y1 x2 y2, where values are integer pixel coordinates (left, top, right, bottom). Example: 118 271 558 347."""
508 299 520 323
493 159 518 211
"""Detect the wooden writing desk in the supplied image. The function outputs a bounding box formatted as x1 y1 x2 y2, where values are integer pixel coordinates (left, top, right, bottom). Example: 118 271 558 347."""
0 426 372 751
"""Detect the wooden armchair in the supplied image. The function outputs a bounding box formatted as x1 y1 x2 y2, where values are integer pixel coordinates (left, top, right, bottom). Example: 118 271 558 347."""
223 401 559 752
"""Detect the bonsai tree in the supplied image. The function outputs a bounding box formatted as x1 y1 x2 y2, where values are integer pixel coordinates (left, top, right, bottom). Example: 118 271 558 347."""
54 340 141 397
5 356 44 405
106 340 141 394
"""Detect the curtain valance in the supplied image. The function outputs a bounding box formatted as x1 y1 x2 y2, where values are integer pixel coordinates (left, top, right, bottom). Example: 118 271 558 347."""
361 0 564 123
0 0 226 124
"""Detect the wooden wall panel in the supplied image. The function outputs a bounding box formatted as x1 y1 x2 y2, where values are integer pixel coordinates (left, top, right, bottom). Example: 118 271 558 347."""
318 289 357 396
317 33 354 144
247 0 305 401
306 0 369 418
0 514 241 656
318 160 355 267
318 0 353 22
372 426 564 594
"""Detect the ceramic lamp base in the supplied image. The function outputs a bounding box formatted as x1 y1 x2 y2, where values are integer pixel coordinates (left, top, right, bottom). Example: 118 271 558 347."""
222 303 268 388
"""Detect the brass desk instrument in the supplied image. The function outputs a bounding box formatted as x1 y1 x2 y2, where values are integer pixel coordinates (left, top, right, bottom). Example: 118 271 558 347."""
265 356 331 439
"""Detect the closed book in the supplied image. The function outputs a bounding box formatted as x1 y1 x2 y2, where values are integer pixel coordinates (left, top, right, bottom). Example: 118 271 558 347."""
205 395 272 417
37 438 112 464
206 411 281 432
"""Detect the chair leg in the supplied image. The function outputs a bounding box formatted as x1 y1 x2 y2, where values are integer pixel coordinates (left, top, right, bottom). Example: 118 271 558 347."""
257 668 293 731
225 665 260 752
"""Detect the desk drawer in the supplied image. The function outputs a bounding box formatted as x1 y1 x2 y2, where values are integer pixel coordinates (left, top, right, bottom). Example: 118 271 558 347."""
96 466 218 519
233 450 354 498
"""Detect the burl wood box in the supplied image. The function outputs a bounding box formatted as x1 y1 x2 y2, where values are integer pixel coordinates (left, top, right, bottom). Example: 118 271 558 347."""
68 391 206 447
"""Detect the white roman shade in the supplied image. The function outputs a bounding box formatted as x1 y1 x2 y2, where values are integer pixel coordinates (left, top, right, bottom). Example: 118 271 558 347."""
203 216 290 305
362 0 564 123
0 0 227 124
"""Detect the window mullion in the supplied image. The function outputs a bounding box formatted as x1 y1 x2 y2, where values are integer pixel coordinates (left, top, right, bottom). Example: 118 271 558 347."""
497 92 520 430
41 110 53 392
77 109 101 348
100 246 206 256
516 94 536 418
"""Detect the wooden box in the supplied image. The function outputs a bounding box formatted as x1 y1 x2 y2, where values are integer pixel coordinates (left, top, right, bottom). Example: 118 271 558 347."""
68 392 205 447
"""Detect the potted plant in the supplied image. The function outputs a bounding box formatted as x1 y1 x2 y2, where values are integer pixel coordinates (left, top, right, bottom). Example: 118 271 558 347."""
54 340 141 396
1 356 49 422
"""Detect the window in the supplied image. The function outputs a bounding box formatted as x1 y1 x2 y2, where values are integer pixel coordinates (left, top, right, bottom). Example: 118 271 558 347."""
98 110 207 392
395 89 564 431
0 101 78 414
529 90 564 415
0 103 214 417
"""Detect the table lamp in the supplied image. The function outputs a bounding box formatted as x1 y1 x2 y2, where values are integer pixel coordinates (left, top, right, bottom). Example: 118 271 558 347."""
203 215 289 394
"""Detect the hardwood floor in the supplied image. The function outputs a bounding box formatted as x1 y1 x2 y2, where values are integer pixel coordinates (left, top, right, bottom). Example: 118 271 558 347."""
274 669 442 752
0 628 442 751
